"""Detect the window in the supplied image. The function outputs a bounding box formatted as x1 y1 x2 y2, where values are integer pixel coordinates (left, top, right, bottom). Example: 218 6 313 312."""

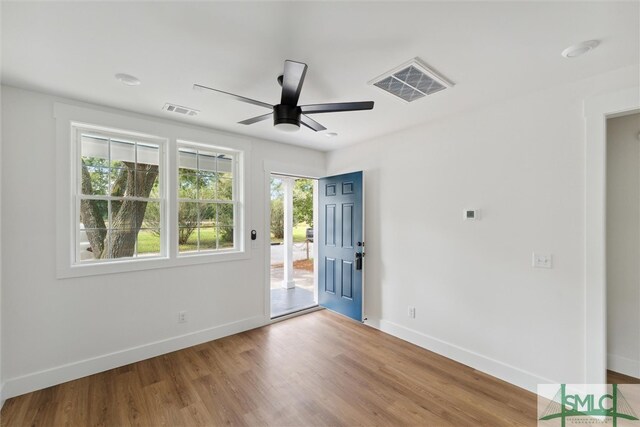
61 107 247 277
177 143 237 254
76 128 164 263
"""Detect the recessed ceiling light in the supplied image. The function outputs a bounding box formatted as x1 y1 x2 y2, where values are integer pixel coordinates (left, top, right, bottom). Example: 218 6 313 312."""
115 73 141 86
325 132 338 138
561 40 599 58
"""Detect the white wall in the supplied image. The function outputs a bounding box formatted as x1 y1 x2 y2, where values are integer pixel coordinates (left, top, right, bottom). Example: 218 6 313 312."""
606 113 640 378
0 85 326 399
0 85 4 408
327 65 640 392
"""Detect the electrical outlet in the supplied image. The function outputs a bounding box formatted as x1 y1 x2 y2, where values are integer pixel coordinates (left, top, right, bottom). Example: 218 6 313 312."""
533 253 552 269
178 311 187 323
408 306 416 319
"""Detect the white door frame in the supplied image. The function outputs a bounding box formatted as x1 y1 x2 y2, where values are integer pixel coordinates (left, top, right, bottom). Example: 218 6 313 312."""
262 160 325 320
584 86 640 384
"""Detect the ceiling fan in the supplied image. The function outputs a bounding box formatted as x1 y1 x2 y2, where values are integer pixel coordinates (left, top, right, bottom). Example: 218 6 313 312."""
194 60 374 133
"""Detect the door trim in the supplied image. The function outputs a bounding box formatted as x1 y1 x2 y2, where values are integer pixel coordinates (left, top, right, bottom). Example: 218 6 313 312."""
584 86 639 384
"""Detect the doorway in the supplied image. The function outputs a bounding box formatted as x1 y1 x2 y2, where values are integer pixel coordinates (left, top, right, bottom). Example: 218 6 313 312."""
605 112 640 384
270 174 318 318
585 87 639 385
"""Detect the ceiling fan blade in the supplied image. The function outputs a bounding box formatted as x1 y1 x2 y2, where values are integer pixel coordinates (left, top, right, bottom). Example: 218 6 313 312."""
300 101 374 114
300 115 327 132
193 84 273 110
281 60 308 106
238 113 273 125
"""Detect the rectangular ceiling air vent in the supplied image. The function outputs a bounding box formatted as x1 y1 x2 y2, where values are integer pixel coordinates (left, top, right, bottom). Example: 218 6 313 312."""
369 57 453 103
162 103 199 116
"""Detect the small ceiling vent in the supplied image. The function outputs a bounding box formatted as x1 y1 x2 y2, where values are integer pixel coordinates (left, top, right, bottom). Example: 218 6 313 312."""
369 58 453 103
163 103 199 116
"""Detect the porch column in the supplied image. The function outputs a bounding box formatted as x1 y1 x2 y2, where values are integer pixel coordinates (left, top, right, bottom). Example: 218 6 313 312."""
282 177 295 289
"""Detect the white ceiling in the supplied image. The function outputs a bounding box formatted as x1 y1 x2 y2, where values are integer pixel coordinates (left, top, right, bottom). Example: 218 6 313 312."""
2 1 638 151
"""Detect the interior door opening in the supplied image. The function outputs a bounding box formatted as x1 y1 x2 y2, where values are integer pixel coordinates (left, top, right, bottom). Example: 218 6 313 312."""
605 112 640 384
270 174 318 318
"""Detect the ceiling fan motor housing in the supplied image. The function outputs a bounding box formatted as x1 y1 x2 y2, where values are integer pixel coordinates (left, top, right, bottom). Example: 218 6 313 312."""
273 104 301 127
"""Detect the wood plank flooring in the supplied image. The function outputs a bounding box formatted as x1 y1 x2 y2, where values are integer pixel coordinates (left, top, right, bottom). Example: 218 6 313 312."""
608 370 640 384
1 310 537 426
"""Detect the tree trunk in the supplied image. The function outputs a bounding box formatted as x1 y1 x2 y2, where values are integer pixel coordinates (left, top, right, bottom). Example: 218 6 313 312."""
104 162 158 258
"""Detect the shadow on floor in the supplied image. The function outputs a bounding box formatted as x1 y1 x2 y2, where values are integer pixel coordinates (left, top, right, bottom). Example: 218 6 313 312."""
271 287 316 318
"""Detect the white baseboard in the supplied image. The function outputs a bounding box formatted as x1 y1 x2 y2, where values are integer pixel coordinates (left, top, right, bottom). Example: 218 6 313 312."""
367 318 556 394
608 353 640 379
2 315 267 401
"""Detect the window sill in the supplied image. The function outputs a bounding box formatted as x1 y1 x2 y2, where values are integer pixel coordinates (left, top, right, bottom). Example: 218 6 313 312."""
57 250 249 279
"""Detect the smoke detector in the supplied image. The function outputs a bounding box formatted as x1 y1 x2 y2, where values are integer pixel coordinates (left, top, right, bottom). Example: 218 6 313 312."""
369 57 453 103
162 103 199 116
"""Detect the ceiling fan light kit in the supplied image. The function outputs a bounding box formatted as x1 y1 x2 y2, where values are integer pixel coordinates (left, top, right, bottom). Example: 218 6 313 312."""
273 104 302 132
194 60 374 134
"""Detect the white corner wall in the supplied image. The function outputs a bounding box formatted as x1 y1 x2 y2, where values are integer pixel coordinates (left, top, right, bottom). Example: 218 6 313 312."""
606 113 640 378
0 85 326 400
327 65 640 392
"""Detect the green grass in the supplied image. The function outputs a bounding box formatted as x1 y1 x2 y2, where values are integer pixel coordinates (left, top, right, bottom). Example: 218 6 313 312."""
136 228 234 255
271 223 311 244
137 230 161 254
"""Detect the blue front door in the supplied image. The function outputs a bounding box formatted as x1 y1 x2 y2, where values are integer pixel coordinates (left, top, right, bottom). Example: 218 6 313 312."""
318 172 363 321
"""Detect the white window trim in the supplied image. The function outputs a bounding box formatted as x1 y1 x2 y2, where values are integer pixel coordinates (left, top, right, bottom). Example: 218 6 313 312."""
55 102 251 278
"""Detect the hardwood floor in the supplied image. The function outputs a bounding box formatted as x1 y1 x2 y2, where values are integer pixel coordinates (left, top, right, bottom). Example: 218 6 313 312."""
1 310 537 426
608 370 640 384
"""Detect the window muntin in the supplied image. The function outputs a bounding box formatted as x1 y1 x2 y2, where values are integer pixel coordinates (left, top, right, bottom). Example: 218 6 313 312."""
77 130 164 263
177 145 237 254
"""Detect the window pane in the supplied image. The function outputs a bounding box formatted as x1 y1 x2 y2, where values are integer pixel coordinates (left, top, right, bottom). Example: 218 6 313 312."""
178 148 197 170
108 228 138 259
218 227 234 248
217 178 233 201
110 167 130 196
134 165 159 197
217 154 233 175
111 138 135 165
81 134 109 160
198 173 216 200
137 229 161 256
178 202 200 228
198 150 217 174
80 199 108 229
218 203 234 226
199 203 216 227
142 201 161 229
178 228 198 253
137 143 159 168
110 200 146 231
178 170 197 199
178 202 199 252
149 178 160 199
79 227 107 261
199 227 216 250
81 166 109 195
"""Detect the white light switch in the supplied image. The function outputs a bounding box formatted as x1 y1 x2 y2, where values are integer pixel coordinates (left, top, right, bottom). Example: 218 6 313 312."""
533 253 552 269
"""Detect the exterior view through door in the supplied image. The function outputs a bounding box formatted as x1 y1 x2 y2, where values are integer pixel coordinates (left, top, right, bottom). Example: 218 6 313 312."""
318 172 364 322
270 175 318 318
